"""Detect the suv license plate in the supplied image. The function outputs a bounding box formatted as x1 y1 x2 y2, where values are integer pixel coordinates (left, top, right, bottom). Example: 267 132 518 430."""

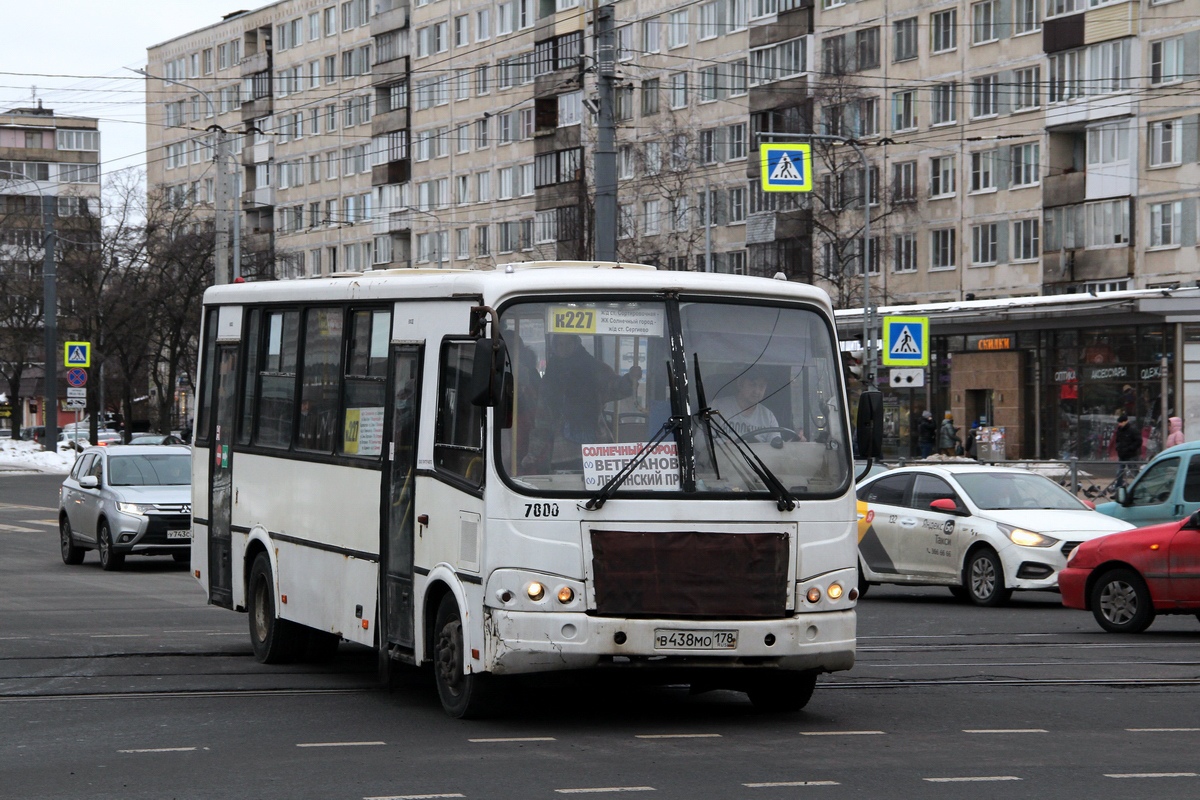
654 629 738 650
167 530 192 539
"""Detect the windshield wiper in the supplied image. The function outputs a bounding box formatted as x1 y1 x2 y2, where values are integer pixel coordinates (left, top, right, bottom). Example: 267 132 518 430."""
702 410 796 512
692 353 721 481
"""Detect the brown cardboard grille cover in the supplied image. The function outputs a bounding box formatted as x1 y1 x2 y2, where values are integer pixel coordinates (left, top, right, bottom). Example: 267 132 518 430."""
590 530 789 618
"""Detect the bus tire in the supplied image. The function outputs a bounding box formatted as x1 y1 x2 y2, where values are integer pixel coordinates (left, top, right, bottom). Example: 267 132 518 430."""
248 552 305 664
857 564 870 599
433 594 493 719
746 670 818 713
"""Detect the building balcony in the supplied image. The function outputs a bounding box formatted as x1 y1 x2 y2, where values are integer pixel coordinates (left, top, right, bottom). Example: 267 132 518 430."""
241 95 273 121
242 186 274 210
371 107 408 138
240 49 270 77
372 160 410 188
1043 171 1086 208
370 0 409 34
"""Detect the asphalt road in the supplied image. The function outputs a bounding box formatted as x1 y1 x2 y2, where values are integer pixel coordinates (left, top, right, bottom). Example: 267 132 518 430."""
3 472 1200 799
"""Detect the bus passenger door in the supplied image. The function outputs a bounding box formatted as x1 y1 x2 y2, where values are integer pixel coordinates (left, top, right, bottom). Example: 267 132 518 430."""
383 346 422 651
207 344 238 610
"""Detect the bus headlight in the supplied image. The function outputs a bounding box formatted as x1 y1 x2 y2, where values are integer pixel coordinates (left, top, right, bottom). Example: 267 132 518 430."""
827 583 844 600
556 586 574 604
527 582 545 601
806 587 822 604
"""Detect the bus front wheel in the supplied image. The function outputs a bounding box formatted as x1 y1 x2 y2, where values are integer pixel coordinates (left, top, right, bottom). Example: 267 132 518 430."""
433 594 493 719
746 670 818 713
248 552 305 664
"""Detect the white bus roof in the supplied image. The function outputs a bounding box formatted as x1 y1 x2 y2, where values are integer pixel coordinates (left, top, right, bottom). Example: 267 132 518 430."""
203 262 834 309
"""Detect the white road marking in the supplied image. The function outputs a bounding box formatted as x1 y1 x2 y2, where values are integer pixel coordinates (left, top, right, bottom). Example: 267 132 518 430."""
799 730 885 736
468 737 556 743
923 776 1022 783
89 634 148 639
963 729 1047 734
22 519 59 526
365 794 465 799
0 523 40 533
1127 728 1200 732
744 780 839 787
1105 773 1198 779
555 788 655 794
297 741 386 748
118 747 198 753
634 733 721 739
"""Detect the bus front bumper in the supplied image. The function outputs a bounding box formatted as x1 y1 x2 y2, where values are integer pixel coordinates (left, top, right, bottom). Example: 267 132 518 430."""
482 609 856 675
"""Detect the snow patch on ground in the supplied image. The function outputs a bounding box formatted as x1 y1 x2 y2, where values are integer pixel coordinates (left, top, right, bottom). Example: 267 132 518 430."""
0 438 77 474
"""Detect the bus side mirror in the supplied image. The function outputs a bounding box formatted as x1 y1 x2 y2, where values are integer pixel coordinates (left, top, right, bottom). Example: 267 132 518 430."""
856 389 884 460
469 337 509 407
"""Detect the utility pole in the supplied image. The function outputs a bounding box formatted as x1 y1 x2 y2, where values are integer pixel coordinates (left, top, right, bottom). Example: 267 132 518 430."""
41 195 58 451
593 3 617 262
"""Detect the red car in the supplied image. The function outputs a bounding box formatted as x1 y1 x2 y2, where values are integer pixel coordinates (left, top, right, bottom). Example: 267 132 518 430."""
1060 512 1200 633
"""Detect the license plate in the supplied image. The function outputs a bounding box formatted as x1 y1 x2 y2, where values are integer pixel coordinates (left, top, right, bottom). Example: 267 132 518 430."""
167 530 192 539
654 629 738 650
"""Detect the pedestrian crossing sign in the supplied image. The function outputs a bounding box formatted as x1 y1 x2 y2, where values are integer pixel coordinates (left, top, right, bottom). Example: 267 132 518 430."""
64 341 91 368
881 317 929 367
760 143 812 192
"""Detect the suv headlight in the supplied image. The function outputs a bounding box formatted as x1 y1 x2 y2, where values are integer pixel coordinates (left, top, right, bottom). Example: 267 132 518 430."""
998 523 1058 548
117 502 155 516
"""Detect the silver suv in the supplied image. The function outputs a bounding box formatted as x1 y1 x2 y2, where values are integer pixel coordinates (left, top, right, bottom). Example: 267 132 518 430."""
59 445 192 570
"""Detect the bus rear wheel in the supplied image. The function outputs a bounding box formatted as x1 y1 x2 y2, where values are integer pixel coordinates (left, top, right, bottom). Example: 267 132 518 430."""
746 670 818 713
433 594 493 719
248 552 305 663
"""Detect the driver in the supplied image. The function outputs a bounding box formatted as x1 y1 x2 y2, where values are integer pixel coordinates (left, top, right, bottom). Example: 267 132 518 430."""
712 369 805 442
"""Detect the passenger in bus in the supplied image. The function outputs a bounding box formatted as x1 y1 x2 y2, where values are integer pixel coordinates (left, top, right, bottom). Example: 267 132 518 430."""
713 369 804 443
521 334 641 472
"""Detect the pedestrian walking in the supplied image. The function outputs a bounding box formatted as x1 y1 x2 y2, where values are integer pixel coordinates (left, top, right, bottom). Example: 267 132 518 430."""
917 409 936 458
1166 416 1184 449
937 412 960 456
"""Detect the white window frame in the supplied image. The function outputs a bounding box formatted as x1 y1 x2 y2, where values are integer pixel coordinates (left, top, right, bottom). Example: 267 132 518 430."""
1013 219 1040 261
970 150 996 193
931 227 957 270
930 156 956 198
971 0 998 45
1149 119 1182 168
971 223 998 265
1149 201 1182 248
931 10 957 54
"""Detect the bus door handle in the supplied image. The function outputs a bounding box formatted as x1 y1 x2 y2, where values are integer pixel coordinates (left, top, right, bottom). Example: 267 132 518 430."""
417 514 429 536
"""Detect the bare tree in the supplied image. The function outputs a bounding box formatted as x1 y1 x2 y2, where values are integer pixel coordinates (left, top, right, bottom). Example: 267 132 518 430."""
0 187 48 438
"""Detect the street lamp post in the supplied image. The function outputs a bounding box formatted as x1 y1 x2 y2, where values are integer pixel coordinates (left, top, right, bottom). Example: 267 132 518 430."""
132 69 231 285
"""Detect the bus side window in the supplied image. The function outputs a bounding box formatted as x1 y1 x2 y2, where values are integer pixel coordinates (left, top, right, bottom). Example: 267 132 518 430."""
435 340 485 487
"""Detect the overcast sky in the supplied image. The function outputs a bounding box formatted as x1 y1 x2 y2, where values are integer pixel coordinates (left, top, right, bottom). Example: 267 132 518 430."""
3 2 260 176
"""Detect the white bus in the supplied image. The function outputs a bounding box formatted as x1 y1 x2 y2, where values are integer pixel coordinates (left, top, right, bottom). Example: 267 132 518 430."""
190 262 878 717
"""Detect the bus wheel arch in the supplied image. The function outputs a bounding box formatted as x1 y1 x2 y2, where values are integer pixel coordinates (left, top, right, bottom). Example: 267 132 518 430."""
431 591 494 718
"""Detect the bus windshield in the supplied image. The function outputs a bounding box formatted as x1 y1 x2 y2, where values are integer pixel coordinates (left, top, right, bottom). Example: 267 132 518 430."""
499 297 850 498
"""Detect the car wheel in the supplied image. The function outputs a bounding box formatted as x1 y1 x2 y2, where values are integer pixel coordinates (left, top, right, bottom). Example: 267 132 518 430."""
97 521 124 571
1091 569 1156 634
247 552 305 663
746 670 818 713
964 548 1010 607
433 594 494 719
60 516 84 565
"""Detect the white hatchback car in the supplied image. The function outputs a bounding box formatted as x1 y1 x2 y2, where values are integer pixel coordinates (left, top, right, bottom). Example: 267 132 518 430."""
856 465 1133 606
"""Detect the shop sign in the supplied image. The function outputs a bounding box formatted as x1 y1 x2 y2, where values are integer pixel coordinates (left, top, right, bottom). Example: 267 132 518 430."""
1087 365 1129 381
967 333 1015 351
1054 368 1078 383
1141 366 1163 380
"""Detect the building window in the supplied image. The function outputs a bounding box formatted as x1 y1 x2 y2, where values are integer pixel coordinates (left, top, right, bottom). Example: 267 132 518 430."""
668 9 689 48
727 187 746 222
931 228 957 269
1015 0 1039 33
641 78 660 115
971 0 998 45
643 199 661 234
699 67 719 102
1046 0 1082 16
1010 143 1040 187
725 60 748 96
1085 199 1129 248
1049 50 1083 103
669 72 688 108
642 17 660 53
749 38 805 85
1087 121 1128 165
931 83 956 126
970 150 995 192
727 123 747 160
931 10 957 53
857 28 881 70
892 160 916 203
894 233 917 273
1149 119 1182 167
1088 38 1131 95
971 74 998 117
892 90 916 131
971 223 998 265
1150 201 1182 248
1151 38 1184 86
1014 67 1041 110
1012 219 1039 261
894 17 918 62
930 156 956 198
558 90 582 126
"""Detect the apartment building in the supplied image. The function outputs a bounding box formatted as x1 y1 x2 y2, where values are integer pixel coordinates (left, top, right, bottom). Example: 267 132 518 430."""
0 104 101 430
